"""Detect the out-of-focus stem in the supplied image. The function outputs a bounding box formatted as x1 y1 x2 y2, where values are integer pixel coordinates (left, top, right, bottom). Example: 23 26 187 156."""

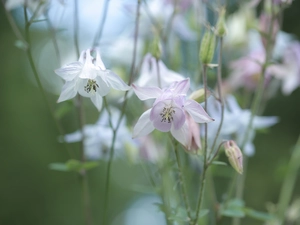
173 141 192 223
102 1 141 224
73 1 93 224
210 37 224 155
22 6 72 157
92 0 110 47
233 5 276 225
193 65 208 225
277 135 300 225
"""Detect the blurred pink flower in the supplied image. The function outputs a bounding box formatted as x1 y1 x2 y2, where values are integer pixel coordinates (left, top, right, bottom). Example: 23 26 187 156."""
269 42 300 95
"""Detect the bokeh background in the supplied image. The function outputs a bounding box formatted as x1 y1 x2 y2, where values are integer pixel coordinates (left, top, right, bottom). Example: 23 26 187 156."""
1 0 300 224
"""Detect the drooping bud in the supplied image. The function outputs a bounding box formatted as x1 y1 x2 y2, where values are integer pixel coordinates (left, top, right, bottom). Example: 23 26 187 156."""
224 140 243 174
200 30 216 65
189 88 211 103
215 7 227 37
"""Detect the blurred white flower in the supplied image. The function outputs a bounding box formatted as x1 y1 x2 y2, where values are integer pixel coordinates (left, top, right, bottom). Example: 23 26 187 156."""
64 108 134 160
55 48 130 111
136 53 185 88
206 95 278 156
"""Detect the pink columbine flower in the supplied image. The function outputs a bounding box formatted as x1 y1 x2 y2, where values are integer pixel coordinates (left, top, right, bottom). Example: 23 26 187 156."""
132 78 213 149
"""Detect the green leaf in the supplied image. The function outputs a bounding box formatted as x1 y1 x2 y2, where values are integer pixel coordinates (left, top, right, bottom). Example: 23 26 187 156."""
220 199 245 218
81 161 99 170
222 208 245 218
244 208 274 221
66 159 82 171
49 160 99 173
49 163 69 171
211 161 227 166
198 209 209 218
14 40 28 51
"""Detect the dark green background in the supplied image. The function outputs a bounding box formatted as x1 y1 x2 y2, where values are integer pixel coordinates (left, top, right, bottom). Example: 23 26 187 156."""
1 1 300 224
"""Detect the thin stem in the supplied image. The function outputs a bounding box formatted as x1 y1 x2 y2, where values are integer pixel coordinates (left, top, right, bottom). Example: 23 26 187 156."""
102 1 141 224
73 2 92 224
74 0 80 57
210 37 224 155
277 135 300 225
233 5 277 225
193 65 208 225
155 58 162 88
173 141 192 223
22 6 72 157
44 10 61 65
92 0 110 47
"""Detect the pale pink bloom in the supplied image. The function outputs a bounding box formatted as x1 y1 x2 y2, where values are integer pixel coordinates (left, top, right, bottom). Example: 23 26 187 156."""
132 79 213 150
269 42 300 95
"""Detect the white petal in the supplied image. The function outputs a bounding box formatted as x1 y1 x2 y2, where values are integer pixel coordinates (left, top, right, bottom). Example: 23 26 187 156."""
171 121 189 148
253 116 278 129
90 94 103 111
95 49 106 70
132 84 162 100
171 78 190 95
226 95 242 114
55 62 82 81
133 109 155 138
104 70 130 91
184 99 214 123
95 76 110 96
57 81 77 102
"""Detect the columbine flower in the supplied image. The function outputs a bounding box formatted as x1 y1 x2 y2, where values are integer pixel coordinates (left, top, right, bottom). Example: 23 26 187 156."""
269 41 300 95
136 53 185 88
206 95 278 156
132 79 213 149
55 48 130 111
223 49 272 93
64 108 135 160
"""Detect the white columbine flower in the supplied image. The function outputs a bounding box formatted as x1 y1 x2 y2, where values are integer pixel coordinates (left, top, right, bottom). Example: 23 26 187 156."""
64 108 135 160
55 48 130 111
132 78 213 149
206 95 278 156
137 53 185 88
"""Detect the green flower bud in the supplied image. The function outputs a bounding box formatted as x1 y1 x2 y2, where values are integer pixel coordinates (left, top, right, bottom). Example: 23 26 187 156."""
224 140 243 174
189 88 211 103
151 36 161 60
215 8 227 37
200 30 216 65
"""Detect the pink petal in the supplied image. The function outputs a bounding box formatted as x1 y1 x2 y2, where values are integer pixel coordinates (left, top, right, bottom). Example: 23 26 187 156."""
132 84 162 100
133 109 155 138
184 99 214 123
171 121 189 148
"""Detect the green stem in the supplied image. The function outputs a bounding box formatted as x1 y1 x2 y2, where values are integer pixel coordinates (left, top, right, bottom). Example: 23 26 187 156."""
22 6 72 157
210 37 224 155
73 2 93 224
173 141 192 223
92 0 110 47
102 1 141 224
277 135 300 225
233 5 276 225
193 65 208 225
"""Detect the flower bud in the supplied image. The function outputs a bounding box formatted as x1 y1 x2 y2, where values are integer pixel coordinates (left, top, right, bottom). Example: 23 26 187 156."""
151 36 162 60
200 30 216 65
215 8 227 37
189 88 211 103
224 140 243 174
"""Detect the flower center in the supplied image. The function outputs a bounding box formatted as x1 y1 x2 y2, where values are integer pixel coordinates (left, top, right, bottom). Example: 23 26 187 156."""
160 106 175 123
84 79 99 93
